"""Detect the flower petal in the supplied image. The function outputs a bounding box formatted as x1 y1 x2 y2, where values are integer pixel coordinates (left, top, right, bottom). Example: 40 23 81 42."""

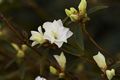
54 41 63 48
106 69 115 80
78 0 87 15
54 52 66 70
31 41 38 47
93 52 107 71
11 43 20 51
38 26 43 34
35 76 46 80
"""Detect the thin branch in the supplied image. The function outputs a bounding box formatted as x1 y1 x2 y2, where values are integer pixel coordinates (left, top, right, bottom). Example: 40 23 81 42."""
25 0 51 20
0 13 43 56
81 23 113 58
0 13 24 41
0 13 60 70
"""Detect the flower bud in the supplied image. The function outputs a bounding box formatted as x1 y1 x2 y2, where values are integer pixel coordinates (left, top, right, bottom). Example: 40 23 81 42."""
93 52 107 72
30 26 46 47
50 66 58 75
54 52 66 71
17 50 25 58
106 69 115 80
70 14 79 22
70 7 78 14
65 9 72 17
22 44 28 51
11 43 26 58
78 0 87 15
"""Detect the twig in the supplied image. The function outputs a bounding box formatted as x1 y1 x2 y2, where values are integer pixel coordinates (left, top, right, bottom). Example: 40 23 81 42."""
81 23 113 58
0 13 43 56
25 0 50 20
0 12 60 70
0 13 24 41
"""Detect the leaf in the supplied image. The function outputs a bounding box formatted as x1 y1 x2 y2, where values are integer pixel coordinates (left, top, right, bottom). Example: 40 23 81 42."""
73 24 84 50
62 23 84 56
88 5 109 15
62 43 84 57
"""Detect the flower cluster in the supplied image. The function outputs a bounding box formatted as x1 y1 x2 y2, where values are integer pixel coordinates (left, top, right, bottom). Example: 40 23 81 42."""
93 52 115 80
30 19 73 48
65 0 88 22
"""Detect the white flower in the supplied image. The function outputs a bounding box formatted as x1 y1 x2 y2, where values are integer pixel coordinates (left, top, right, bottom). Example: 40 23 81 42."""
30 26 46 46
54 52 66 70
35 76 46 80
43 19 73 48
93 52 107 71
106 69 115 80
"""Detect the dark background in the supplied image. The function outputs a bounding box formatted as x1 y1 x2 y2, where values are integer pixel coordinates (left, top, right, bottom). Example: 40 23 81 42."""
0 0 120 80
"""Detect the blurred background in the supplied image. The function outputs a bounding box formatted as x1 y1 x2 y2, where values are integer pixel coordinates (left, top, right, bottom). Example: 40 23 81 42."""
0 0 120 80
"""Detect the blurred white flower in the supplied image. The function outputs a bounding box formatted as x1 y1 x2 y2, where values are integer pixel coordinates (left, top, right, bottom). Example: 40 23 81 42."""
30 26 46 46
0 0 3 4
54 52 66 70
43 19 73 48
106 69 115 80
35 76 46 80
93 52 107 71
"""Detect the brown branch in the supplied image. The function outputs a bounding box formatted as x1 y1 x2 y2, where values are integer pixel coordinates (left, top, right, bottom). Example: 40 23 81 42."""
81 23 113 58
0 13 24 41
0 12 43 56
25 0 51 20
0 13 60 71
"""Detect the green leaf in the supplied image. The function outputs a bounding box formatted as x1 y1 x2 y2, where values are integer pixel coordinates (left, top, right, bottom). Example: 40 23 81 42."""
62 43 84 57
69 23 84 50
73 24 84 50
88 5 109 15
62 23 84 56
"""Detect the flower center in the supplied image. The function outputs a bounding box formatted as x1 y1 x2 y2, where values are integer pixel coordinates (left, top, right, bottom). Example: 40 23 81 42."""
52 31 58 39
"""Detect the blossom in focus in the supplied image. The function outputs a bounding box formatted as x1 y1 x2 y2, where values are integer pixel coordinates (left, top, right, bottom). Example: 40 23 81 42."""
43 19 73 48
30 26 46 46
11 43 27 58
93 51 107 71
54 52 66 70
35 76 46 80
106 69 115 80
